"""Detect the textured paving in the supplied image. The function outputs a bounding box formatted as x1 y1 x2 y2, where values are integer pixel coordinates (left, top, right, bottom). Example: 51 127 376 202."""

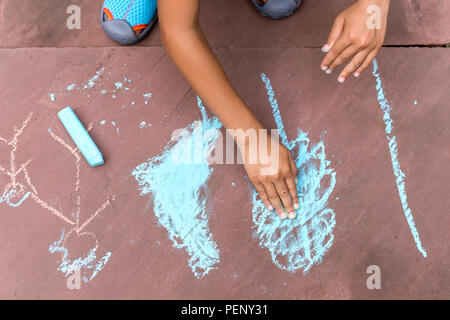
0 0 449 299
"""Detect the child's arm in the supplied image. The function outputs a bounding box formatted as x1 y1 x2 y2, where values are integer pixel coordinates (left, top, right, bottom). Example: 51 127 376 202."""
158 0 300 219
321 0 391 82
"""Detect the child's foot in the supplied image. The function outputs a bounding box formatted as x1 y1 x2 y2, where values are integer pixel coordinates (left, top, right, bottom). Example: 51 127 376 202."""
251 0 302 20
101 0 158 45
104 14 143 37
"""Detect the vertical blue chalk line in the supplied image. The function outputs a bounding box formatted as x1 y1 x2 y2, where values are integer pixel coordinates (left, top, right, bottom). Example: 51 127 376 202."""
253 73 337 274
372 60 427 258
132 97 222 278
260 74 290 148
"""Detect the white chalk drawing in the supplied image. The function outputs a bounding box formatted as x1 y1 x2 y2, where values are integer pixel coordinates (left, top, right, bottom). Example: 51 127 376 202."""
0 112 113 283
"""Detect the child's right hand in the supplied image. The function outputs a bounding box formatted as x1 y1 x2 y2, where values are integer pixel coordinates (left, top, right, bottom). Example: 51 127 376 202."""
242 135 299 220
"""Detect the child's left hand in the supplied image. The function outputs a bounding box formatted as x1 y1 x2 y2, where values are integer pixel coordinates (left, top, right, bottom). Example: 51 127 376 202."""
320 0 390 82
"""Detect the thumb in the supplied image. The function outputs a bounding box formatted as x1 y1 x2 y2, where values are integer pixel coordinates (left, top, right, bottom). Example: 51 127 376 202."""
322 16 344 53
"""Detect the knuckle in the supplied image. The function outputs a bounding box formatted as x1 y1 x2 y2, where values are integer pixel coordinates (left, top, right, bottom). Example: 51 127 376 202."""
285 175 294 182
358 37 370 48
279 190 290 198
271 173 281 180
280 167 290 176
289 186 298 193
258 192 267 200
330 48 340 57
344 32 355 42
346 32 357 42
333 57 343 66
268 194 279 202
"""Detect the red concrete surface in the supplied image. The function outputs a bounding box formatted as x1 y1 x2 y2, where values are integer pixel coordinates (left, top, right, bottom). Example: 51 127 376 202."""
1 0 449 48
0 46 448 299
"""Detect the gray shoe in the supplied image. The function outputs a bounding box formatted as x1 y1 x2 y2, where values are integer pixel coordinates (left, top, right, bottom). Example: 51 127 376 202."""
252 0 302 20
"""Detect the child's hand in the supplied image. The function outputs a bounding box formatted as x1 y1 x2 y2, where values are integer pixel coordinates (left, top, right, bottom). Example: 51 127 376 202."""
320 0 390 82
242 135 299 220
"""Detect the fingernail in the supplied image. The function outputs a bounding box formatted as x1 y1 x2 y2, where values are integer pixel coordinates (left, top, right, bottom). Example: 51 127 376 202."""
326 69 333 74
321 65 328 71
268 205 274 211
354 72 360 78
288 211 296 219
338 77 345 83
321 44 330 53
295 178 298 184
294 202 299 210
280 212 288 220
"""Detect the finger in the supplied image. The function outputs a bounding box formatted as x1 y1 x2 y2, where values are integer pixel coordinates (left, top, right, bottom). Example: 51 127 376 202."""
337 48 370 82
321 38 351 73
274 180 296 220
264 183 287 219
328 44 358 75
290 162 298 184
253 182 273 211
285 177 299 212
288 155 300 209
321 16 345 53
354 49 379 76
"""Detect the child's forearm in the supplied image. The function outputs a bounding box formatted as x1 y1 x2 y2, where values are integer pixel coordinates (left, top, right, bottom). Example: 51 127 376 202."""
158 0 263 133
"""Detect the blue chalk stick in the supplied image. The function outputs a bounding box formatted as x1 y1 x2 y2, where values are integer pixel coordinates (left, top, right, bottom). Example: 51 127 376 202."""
57 106 104 167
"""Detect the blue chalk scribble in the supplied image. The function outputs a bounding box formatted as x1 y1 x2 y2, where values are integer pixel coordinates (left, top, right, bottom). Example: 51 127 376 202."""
49 228 112 283
132 97 222 278
0 185 31 208
372 59 427 258
251 74 337 274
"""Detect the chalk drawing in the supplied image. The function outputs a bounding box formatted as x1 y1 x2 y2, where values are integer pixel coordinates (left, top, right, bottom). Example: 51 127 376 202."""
132 97 222 279
250 73 337 274
82 67 104 90
50 67 153 112
372 59 427 258
139 121 152 129
0 112 34 207
49 228 112 282
44 126 115 281
143 93 152 105
0 112 114 282
133 75 336 276
114 81 123 90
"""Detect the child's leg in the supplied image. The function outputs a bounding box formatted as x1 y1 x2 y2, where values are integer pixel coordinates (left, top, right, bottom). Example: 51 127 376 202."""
252 0 302 20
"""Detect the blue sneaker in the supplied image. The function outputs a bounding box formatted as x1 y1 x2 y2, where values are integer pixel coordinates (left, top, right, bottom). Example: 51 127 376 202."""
101 0 158 45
